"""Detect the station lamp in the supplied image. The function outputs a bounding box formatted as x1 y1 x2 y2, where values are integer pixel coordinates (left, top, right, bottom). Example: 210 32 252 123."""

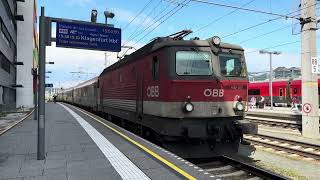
104 10 115 24
259 50 281 110
91 9 98 23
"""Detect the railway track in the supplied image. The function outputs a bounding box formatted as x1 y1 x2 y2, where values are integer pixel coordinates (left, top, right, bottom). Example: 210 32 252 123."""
243 134 320 161
194 156 288 180
245 112 320 130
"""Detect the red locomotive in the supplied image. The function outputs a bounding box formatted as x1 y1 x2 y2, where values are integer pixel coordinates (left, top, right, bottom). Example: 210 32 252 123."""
248 79 320 107
58 31 257 158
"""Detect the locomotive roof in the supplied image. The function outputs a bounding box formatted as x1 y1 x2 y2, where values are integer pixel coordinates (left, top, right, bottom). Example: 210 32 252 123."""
100 38 244 76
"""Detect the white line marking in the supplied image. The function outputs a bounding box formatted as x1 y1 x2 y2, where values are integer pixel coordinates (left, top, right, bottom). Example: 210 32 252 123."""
59 103 150 180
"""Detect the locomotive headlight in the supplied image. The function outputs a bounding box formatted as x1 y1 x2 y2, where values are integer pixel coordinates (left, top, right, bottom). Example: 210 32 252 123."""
212 36 221 46
184 102 194 112
235 102 244 111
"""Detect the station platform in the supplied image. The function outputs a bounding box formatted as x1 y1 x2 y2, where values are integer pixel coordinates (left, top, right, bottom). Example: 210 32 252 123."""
0 103 215 180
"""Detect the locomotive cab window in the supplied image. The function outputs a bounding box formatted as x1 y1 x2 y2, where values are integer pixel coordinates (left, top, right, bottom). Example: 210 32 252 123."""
219 54 243 76
152 56 159 80
176 51 212 75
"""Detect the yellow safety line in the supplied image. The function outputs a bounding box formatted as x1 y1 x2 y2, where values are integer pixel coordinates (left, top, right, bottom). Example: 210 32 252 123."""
69 104 197 180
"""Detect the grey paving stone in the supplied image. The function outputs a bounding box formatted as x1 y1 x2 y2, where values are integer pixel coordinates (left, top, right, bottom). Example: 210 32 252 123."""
44 159 66 169
121 148 148 159
18 167 43 177
130 156 163 170
21 175 67 180
67 167 122 180
22 159 45 169
66 160 89 172
143 167 181 180
0 167 20 179
88 158 112 169
46 174 68 180
0 178 23 180
21 176 47 180
43 167 67 176
45 153 66 160
48 145 65 152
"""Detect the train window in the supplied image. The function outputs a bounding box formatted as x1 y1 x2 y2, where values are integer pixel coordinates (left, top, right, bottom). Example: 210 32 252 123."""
152 56 159 80
279 88 283 96
219 54 243 77
248 89 260 95
176 51 212 75
294 88 297 95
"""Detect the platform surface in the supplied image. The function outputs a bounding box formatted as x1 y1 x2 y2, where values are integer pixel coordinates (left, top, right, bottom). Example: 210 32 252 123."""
0 103 215 180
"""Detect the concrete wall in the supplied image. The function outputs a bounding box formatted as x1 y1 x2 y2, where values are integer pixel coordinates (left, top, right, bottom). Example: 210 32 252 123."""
16 0 35 108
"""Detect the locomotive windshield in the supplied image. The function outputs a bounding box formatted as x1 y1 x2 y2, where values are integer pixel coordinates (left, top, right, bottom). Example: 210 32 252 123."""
219 54 244 77
176 51 212 75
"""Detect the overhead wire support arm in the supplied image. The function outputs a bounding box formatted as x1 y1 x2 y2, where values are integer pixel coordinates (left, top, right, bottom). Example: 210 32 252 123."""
191 0 300 20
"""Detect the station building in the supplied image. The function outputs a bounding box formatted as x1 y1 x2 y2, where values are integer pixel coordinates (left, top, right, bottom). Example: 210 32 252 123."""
16 0 38 109
0 0 37 111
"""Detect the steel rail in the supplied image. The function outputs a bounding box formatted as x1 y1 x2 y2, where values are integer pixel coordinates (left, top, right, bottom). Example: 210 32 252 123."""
218 156 289 180
247 134 320 150
244 135 320 161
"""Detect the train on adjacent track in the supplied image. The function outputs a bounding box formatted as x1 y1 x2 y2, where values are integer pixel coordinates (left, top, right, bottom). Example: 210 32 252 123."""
57 30 257 158
248 79 320 107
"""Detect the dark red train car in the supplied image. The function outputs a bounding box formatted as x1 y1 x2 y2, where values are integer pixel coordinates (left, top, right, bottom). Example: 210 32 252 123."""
98 34 257 157
248 79 320 106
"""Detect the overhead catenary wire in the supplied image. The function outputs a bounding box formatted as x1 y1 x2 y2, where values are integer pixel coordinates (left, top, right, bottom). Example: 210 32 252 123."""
191 0 299 19
122 0 166 45
245 40 300 54
122 0 154 31
124 0 187 46
123 2 181 46
193 0 256 34
238 24 292 44
221 2 318 39
124 0 190 47
131 0 191 47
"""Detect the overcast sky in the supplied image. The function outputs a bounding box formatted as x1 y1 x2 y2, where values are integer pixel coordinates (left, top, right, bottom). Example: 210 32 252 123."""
38 0 320 88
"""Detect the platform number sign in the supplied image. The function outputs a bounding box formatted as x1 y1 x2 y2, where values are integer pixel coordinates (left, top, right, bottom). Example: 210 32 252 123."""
311 57 319 74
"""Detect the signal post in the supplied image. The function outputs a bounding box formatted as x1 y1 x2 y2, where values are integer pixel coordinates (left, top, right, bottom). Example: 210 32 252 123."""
300 0 319 138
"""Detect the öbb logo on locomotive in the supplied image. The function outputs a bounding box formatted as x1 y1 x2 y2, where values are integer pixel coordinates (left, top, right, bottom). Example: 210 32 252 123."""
203 89 224 97
147 85 159 97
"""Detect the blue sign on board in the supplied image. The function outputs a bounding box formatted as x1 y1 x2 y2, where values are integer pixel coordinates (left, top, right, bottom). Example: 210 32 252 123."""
45 84 53 88
56 21 121 52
